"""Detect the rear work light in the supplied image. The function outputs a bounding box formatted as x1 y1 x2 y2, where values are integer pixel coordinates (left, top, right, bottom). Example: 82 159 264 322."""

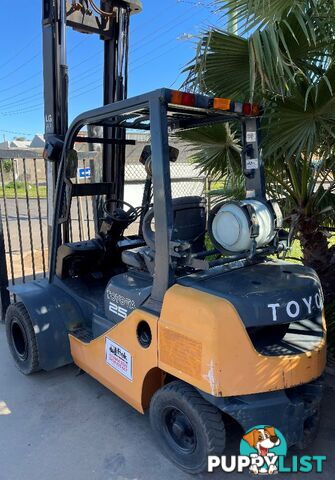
170 90 196 107
212 98 261 116
242 103 252 115
169 90 262 116
251 103 261 116
169 90 210 109
213 98 231 111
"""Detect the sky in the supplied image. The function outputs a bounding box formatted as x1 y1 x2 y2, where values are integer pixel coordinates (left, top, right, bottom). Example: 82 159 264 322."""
0 0 224 141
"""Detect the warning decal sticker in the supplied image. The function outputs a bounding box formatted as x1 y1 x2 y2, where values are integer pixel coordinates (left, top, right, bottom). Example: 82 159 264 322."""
246 131 257 143
246 158 259 170
105 338 133 381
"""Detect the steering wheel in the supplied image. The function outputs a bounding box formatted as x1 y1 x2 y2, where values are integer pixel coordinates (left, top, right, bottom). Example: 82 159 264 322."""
142 208 156 249
103 199 139 223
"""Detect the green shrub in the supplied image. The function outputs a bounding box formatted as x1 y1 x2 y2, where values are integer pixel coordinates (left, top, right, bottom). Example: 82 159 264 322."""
2 159 13 173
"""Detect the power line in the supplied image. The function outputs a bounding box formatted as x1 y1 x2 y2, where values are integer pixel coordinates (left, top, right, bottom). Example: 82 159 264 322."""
0 34 194 116
68 1 200 71
0 38 96 101
130 41 195 74
68 37 191 98
0 33 40 70
176 0 210 5
131 4 203 55
70 40 192 101
0 53 40 82
0 0 205 106
0 46 194 116
0 85 41 106
0 103 44 117
0 72 42 96
131 0 177 33
0 128 35 136
67 5 206 88
0 92 42 110
0 107 43 117
68 35 91 54
0 2 214 118
0 27 177 106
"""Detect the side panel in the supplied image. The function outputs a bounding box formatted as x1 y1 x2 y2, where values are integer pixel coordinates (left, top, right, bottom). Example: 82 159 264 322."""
158 285 326 397
10 280 85 371
69 309 162 413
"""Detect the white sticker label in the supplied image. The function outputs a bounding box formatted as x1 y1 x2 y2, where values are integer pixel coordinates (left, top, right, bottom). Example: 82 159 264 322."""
246 132 257 142
105 338 132 381
246 158 259 170
246 190 256 198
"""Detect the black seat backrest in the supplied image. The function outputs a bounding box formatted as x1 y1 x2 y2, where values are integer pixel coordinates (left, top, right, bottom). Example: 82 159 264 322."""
171 196 206 253
142 196 207 254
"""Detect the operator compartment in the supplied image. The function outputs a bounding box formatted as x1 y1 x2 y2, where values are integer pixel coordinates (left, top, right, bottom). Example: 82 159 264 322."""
177 260 325 357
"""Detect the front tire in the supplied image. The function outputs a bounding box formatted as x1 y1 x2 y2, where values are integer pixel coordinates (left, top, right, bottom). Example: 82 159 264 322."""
5 302 40 375
149 381 226 474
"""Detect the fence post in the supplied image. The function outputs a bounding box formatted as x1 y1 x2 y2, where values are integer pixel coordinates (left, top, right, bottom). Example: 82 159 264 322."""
0 203 10 322
206 176 212 217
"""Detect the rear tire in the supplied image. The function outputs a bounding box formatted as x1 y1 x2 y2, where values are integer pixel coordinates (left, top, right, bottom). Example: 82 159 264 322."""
296 408 321 450
5 302 40 375
149 380 226 474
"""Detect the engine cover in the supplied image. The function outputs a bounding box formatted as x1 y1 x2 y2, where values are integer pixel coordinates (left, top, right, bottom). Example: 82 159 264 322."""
177 261 323 327
104 271 152 324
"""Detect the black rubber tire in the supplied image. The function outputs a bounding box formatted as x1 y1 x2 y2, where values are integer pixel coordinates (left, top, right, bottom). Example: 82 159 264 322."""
5 302 40 375
296 407 321 450
149 380 226 474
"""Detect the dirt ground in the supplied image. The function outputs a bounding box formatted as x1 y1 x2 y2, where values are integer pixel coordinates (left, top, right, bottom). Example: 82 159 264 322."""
7 250 48 281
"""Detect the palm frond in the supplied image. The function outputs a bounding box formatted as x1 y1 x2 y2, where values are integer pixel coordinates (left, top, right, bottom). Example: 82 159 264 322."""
263 63 335 160
207 179 245 204
185 1 335 97
184 30 252 99
176 123 242 178
181 0 335 240
216 0 317 35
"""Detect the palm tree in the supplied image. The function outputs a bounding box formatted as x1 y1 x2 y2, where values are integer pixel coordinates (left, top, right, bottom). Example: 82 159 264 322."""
181 0 335 303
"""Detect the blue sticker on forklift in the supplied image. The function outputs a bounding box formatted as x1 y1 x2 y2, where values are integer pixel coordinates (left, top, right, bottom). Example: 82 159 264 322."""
77 167 91 179
208 425 326 474
105 338 132 381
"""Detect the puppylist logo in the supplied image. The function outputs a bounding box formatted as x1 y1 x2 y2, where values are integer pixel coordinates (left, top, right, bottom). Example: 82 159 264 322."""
208 425 326 475
241 426 285 475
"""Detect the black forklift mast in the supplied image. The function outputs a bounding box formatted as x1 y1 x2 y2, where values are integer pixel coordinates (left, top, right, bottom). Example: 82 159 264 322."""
102 1 129 191
42 0 141 242
42 0 68 242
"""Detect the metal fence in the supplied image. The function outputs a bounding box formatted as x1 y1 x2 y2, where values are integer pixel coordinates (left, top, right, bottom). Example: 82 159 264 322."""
0 151 207 319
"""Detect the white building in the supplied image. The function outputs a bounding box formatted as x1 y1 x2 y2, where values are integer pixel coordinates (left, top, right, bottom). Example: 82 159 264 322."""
9 139 31 149
30 134 45 149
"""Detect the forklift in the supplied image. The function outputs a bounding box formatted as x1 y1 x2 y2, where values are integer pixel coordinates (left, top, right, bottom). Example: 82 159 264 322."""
5 1 326 474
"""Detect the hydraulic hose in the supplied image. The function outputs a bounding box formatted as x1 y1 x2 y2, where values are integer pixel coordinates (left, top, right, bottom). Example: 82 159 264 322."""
87 0 115 18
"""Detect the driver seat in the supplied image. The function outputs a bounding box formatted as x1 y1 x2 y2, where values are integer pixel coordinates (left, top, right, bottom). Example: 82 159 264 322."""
121 196 206 273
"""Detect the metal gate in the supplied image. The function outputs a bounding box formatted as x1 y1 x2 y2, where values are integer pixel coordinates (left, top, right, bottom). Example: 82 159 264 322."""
0 150 48 320
0 148 207 321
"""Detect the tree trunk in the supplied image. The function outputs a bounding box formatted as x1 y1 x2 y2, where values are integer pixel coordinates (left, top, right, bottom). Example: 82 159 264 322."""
298 217 335 304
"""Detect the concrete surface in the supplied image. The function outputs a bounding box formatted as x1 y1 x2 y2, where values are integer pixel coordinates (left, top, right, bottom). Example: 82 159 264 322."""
1 324 335 480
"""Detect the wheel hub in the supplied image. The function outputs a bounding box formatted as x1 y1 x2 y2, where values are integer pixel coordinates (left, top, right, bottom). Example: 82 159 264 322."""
164 407 196 454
